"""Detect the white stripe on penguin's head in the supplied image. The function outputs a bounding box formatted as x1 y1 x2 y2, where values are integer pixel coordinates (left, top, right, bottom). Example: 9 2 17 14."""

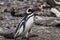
26 8 35 15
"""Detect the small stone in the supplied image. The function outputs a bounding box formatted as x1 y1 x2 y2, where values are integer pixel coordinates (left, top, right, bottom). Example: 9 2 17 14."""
0 16 4 20
0 36 5 40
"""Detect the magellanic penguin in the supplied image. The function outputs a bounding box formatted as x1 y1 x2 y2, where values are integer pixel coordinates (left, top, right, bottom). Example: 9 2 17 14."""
0 8 38 40
14 8 37 40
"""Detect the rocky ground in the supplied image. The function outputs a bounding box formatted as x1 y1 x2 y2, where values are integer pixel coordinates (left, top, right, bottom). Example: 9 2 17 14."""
0 0 60 40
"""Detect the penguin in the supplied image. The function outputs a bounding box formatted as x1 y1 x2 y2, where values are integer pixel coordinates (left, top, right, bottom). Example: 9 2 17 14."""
14 8 36 40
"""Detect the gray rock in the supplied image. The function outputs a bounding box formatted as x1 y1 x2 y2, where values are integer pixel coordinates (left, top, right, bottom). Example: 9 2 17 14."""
34 16 60 25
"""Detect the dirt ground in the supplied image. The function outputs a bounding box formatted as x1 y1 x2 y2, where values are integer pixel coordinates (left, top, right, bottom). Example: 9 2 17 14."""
5 25 60 40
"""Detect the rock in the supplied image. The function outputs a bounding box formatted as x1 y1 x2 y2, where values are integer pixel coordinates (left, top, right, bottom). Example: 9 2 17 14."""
45 0 60 7
0 16 4 20
17 0 24 1
51 8 60 17
4 9 7 12
34 16 60 26
0 36 5 40
0 1 5 6
44 0 56 7
0 27 15 39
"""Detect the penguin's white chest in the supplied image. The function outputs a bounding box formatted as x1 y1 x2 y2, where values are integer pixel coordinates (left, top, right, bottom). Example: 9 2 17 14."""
25 16 34 32
15 16 34 37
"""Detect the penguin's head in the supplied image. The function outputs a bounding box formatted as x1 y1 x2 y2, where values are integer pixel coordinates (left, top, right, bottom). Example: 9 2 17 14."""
26 8 35 15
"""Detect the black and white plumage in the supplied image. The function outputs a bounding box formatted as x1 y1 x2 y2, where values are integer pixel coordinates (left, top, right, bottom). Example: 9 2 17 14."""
14 8 36 39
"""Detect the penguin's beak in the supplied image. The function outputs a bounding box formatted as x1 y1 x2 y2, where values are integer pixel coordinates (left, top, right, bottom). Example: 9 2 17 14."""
31 9 36 13
33 8 40 12
32 9 40 13
33 8 40 16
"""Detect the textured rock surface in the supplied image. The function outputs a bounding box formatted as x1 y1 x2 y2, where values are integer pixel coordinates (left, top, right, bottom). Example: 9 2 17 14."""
34 16 60 25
